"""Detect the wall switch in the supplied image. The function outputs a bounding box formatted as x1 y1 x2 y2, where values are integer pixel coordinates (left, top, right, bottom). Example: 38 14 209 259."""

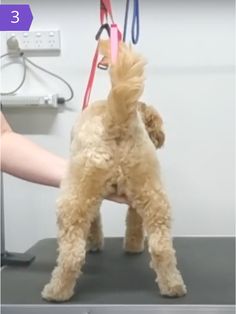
6 30 61 53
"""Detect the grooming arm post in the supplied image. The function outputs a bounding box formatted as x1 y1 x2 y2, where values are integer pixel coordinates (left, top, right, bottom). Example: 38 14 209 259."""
1 172 35 266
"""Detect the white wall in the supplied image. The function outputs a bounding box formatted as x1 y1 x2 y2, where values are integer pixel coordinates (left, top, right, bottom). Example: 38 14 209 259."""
1 0 235 252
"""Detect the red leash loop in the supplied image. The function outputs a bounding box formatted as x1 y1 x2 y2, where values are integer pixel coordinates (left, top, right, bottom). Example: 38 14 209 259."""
82 46 99 110
100 0 114 23
82 0 121 110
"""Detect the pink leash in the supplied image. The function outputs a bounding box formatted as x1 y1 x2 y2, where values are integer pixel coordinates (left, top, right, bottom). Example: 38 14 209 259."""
110 24 119 64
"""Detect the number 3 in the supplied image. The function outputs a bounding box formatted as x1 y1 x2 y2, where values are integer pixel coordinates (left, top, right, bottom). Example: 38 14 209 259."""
11 10 20 24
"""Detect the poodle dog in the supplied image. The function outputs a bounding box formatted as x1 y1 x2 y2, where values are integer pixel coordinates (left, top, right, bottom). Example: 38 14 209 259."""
87 100 165 254
42 41 187 301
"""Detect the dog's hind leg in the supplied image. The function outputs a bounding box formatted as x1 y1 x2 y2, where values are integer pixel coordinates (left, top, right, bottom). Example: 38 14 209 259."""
87 210 104 252
124 206 145 253
143 189 186 297
42 162 107 302
126 175 186 297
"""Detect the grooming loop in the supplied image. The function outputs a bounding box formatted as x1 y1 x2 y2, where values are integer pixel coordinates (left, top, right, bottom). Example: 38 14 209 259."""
82 0 122 110
96 23 111 70
97 0 122 69
82 0 141 110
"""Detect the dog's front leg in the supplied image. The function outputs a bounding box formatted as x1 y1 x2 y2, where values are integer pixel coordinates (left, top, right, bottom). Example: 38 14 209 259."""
124 206 145 253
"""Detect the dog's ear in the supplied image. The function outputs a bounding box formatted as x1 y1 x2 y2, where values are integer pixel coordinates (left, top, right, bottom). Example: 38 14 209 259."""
138 102 165 149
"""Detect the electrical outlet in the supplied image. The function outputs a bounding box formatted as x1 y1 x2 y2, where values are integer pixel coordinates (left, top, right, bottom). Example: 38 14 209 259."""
1 94 60 108
6 30 61 53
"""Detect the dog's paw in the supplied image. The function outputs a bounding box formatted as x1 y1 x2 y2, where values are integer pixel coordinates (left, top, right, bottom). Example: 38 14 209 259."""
86 239 104 252
157 273 187 298
160 282 187 298
41 283 74 302
123 239 145 254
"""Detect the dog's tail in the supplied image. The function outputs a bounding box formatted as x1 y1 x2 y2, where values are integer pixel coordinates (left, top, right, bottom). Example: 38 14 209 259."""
100 40 146 122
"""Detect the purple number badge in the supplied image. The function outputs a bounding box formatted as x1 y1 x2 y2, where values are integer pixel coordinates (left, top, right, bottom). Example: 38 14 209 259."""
0 4 33 31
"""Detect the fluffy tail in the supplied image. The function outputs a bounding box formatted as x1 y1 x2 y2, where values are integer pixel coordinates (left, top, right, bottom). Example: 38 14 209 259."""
99 40 146 121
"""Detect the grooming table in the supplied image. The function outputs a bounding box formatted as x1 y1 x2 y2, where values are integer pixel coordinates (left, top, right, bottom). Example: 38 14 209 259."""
1 237 235 314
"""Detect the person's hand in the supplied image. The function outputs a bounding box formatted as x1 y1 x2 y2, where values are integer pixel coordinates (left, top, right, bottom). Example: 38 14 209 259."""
105 194 129 204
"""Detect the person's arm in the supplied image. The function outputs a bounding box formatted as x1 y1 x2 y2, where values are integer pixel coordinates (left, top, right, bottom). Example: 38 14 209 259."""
0 113 128 203
0 112 66 187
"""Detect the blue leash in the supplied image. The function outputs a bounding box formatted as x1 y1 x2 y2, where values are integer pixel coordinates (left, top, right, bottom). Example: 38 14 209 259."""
131 0 139 44
123 0 140 44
